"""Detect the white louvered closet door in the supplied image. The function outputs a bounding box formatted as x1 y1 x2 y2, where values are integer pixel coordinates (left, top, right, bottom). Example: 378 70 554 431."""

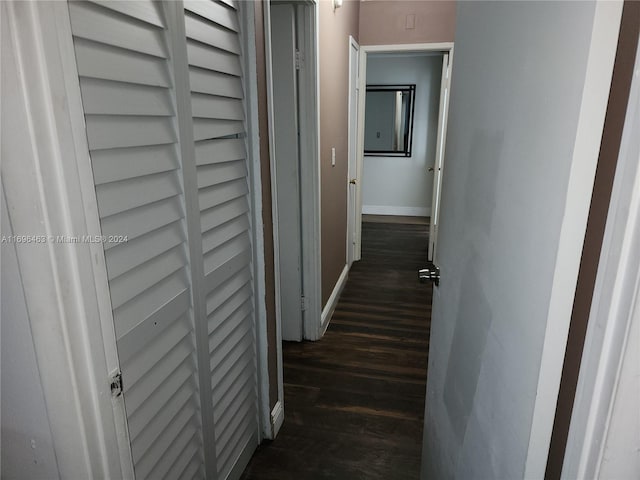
180 2 259 478
68 1 259 479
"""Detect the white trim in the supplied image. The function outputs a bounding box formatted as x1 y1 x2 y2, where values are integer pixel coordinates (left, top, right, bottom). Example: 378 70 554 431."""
270 400 285 437
524 2 624 477
362 206 431 217
263 0 285 423
2 1 130 477
238 0 271 445
355 42 454 262
320 264 350 336
361 42 455 53
562 33 640 480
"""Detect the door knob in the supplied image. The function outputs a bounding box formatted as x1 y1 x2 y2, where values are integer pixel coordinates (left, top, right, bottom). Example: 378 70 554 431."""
349 179 357 185
419 265 440 286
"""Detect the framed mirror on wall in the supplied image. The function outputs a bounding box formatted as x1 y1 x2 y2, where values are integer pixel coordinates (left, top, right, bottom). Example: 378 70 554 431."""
364 84 416 157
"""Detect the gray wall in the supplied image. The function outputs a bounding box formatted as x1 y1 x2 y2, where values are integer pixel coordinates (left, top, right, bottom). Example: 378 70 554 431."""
363 54 442 216
422 1 599 478
1 185 60 479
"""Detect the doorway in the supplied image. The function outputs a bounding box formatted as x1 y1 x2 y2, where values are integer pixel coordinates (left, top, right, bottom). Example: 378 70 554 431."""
263 0 322 432
353 43 454 264
266 0 321 343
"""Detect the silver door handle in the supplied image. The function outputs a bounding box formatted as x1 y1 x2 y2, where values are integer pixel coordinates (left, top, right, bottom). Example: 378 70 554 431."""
419 266 440 286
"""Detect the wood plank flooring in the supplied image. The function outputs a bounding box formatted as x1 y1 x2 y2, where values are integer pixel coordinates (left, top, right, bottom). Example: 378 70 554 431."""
241 221 432 480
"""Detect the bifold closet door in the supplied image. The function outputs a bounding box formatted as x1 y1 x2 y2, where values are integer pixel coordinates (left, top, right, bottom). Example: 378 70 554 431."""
68 1 259 479
181 1 259 478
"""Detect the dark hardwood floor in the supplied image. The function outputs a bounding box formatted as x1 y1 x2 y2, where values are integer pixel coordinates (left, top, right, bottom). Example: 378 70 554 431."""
241 221 432 480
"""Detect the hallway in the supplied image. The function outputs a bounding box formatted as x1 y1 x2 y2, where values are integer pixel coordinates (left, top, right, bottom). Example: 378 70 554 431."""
241 220 432 480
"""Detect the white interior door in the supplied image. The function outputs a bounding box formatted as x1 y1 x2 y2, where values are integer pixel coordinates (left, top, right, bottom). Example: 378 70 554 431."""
428 53 451 263
347 36 360 265
68 1 259 478
271 3 304 342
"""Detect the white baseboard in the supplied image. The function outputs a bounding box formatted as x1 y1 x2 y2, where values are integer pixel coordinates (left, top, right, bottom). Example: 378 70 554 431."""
362 205 431 217
270 400 284 438
320 264 349 338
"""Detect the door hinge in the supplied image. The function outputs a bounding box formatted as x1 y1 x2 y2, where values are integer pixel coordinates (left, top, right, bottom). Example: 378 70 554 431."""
301 295 307 312
110 371 123 398
295 49 302 70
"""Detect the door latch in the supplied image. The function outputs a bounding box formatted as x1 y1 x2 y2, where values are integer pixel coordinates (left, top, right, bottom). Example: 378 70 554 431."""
419 265 440 286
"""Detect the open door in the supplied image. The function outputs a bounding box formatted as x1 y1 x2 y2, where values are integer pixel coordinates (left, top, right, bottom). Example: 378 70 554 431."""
428 53 451 262
347 36 360 265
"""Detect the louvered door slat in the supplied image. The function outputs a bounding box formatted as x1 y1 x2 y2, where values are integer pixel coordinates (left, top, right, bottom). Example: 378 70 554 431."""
168 440 203 480
100 196 184 244
109 246 186 308
191 93 244 120
186 41 242 76
193 118 245 141
199 179 249 211
195 138 245 165
190 68 244 98
213 362 254 423
197 161 247 189
127 367 194 441
79 78 174 116
69 1 168 58
211 354 253 409
136 414 199 480
205 268 252 315
200 197 249 233
116 293 191 363
208 298 252 344
204 249 252 294
92 144 179 185
184 1 239 32
74 39 172 87
113 271 189 338
86 116 176 150
95 171 182 217
105 221 185 279
184 12 241 54
87 0 165 28
69 3 206 479
131 380 196 461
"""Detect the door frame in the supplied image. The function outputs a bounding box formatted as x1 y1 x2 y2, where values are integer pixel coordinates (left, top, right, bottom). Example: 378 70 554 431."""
2 0 269 475
559 10 640 477
238 0 274 448
354 42 454 262
2 1 132 477
263 0 322 421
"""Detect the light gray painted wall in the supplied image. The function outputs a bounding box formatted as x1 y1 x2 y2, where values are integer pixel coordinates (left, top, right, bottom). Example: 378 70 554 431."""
421 2 599 478
1 185 60 479
363 54 442 216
